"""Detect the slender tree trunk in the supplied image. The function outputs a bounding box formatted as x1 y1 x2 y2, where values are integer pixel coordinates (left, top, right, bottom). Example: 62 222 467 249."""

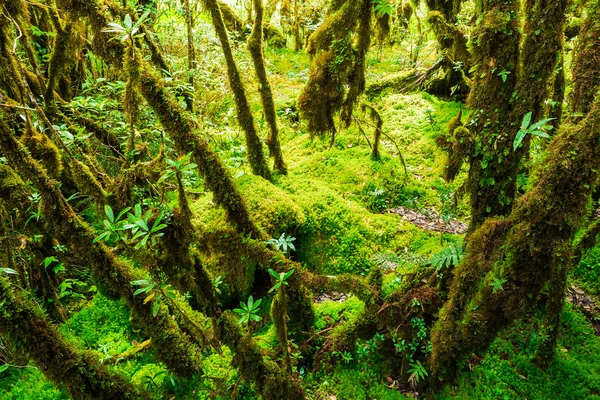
183 0 195 111
248 0 287 174
205 0 271 180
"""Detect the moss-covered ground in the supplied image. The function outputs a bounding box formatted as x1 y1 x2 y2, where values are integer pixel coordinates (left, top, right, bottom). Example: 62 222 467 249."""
2 37 599 400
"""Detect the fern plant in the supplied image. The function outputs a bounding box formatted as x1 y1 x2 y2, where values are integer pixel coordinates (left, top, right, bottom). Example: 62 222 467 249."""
427 240 463 271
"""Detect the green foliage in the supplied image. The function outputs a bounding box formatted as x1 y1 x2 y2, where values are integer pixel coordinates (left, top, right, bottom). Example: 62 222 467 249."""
103 12 150 43
0 267 17 275
513 112 555 150
373 0 394 18
267 233 296 255
407 360 428 383
131 280 177 317
490 276 508 293
94 204 168 249
233 295 263 325
92 205 130 244
0 368 68 400
427 240 463 271
268 268 294 293
157 152 197 184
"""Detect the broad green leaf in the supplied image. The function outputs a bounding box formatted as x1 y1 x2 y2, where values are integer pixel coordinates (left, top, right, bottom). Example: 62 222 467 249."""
116 207 131 221
0 268 17 275
124 14 133 30
135 219 149 232
250 314 262 322
284 270 294 279
268 268 280 279
529 117 555 131
521 112 532 129
531 130 551 138
513 129 527 150
152 300 160 317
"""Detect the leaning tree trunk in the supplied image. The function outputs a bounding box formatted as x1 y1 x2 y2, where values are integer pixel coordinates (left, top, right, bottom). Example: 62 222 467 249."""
0 109 202 377
0 276 149 400
248 0 287 174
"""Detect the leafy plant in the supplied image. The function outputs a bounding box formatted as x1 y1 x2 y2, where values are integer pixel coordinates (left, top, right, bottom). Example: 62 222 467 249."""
513 112 555 150
102 12 149 44
268 268 294 293
427 240 463 271
42 256 65 274
158 152 197 184
124 204 168 249
490 276 507 293
267 233 296 255
333 350 353 364
0 268 16 275
373 0 394 17
131 280 177 317
233 295 263 325
25 192 41 227
213 275 223 295
93 205 130 244
407 360 428 384
497 69 511 83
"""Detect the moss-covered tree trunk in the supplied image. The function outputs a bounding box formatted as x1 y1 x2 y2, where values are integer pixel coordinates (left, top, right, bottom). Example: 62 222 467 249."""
248 0 287 174
462 0 521 229
463 0 567 230
430 92 600 379
271 286 292 373
570 0 600 118
205 0 271 180
183 0 195 111
65 0 261 237
0 276 148 400
425 0 470 95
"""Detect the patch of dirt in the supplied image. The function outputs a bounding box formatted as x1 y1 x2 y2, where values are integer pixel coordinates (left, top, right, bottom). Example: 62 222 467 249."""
313 291 349 304
567 284 600 335
387 206 467 234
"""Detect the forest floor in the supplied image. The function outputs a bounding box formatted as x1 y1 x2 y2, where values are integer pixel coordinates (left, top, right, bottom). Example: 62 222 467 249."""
2 43 600 399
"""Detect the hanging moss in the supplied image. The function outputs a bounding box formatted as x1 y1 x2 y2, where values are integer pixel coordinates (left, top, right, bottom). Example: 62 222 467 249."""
44 3 76 112
132 53 262 238
0 163 28 207
20 122 63 177
298 0 372 139
205 0 271 180
248 0 288 175
55 0 124 65
0 276 149 399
